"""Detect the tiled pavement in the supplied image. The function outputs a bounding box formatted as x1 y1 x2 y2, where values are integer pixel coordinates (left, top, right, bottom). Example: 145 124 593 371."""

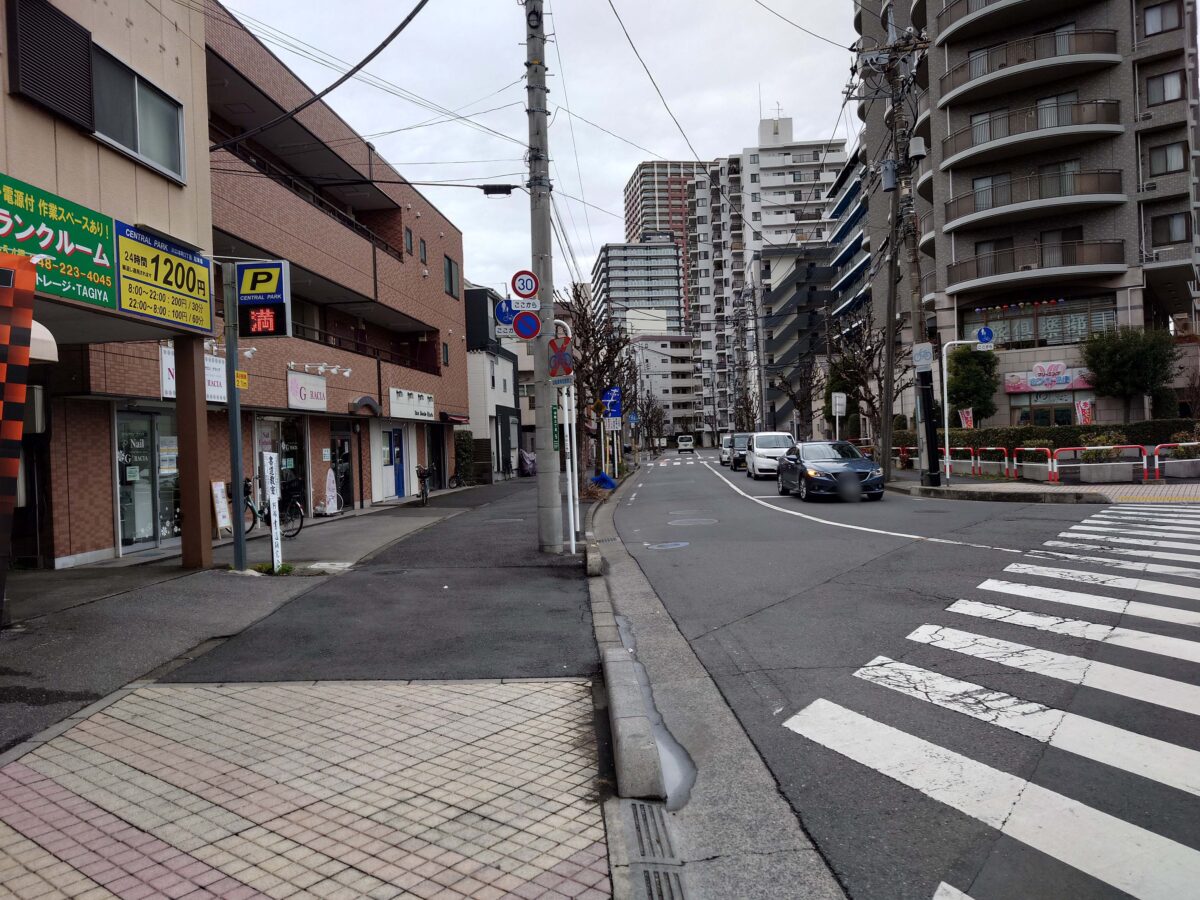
935 478 1200 502
0 681 610 900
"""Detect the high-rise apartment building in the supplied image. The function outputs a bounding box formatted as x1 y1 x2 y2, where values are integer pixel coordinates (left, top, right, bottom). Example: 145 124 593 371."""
857 0 1199 427
630 334 701 437
591 233 684 336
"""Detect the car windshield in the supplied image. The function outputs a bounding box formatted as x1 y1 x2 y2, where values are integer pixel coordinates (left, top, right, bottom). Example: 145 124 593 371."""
721 437 732 448
755 434 793 449
678 437 692 444
733 435 749 449
801 442 863 461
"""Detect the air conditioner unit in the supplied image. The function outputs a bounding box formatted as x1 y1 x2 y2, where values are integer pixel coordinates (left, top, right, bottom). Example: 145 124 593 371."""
1020 264 1035 271
1141 181 1158 192
1139 112 1153 121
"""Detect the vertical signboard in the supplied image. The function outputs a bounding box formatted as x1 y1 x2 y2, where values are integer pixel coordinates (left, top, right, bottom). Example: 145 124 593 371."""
261 451 283 573
236 260 292 338
552 404 560 451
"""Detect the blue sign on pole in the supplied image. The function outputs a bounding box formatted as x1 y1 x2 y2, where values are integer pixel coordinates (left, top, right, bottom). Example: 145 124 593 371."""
628 411 639 425
495 298 516 325
976 326 994 344
602 386 622 417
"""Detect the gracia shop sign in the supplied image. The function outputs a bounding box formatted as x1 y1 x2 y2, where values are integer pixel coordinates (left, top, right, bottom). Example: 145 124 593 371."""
1004 361 1092 394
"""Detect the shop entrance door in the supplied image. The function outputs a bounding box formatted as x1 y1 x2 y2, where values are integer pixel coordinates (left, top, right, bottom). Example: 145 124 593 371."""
331 429 354 508
117 410 180 551
392 428 405 496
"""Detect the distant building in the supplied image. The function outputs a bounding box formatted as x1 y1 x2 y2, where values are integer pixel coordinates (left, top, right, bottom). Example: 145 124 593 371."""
464 285 520 480
591 234 684 336
630 334 701 437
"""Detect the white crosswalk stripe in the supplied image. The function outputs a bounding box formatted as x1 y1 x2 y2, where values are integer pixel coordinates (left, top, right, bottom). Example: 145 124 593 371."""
785 700 1200 899
780 505 1200 895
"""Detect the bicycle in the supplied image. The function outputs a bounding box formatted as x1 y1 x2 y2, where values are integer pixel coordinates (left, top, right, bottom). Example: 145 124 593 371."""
415 464 435 507
243 478 305 538
447 471 466 489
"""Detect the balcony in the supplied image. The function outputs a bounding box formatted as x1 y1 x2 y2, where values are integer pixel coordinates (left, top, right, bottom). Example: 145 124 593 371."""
941 100 1122 170
944 170 1124 232
916 156 934 202
935 0 1094 46
946 240 1126 294
911 0 926 29
918 211 935 255
914 90 931 140
921 271 937 304
292 322 440 375
939 31 1119 108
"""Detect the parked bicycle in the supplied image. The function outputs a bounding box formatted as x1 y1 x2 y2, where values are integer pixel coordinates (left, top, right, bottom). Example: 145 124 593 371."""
243 477 305 538
415 464 435 507
447 470 466 489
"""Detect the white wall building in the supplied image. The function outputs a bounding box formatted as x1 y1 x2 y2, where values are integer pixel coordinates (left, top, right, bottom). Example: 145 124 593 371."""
592 233 684 336
631 334 700 437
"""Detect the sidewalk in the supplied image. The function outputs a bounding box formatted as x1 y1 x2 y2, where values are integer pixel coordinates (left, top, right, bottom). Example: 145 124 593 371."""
889 467 1200 502
0 481 611 899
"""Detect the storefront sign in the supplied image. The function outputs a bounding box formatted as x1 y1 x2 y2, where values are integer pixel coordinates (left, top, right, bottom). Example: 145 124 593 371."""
235 370 248 390
235 260 291 338
1004 362 1091 394
260 451 283 573
389 387 435 421
211 481 232 531
1076 399 1095 425
159 346 227 403
0 173 116 310
116 222 212 333
288 370 328 411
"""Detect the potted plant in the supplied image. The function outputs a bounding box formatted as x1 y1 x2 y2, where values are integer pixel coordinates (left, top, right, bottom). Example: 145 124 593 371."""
1078 429 1132 483
1016 442 1052 482
1159 427 1200 479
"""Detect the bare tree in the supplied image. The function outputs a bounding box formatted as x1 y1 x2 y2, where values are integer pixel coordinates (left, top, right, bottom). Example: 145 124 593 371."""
826 305 914 453
773 355 825 440
1180 368 1200 419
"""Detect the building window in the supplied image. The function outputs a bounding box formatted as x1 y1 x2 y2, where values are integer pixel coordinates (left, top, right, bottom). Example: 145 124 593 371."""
751 192 760 202
419 238 428 263
749 153 759 163
1147 71 1184 106
961 296 1116 348
1145 1 1181 35
443 256 460 298
750 174 759 183
751 211 761 221
1149 141 1187 176
442 341 450 366
1152 212 1190 245
404 227 414 254
791 172 803 183
812 150 821 162
91 48 182 178
490 359 496 388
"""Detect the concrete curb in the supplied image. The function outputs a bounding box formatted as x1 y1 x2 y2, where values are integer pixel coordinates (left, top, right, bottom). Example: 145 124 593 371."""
586 472 667 804
886 481 1109 504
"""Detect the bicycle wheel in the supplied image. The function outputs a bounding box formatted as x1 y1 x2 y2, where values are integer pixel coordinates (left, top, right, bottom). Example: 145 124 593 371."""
420 481 429 507
281 500 304 538
243 502 257 534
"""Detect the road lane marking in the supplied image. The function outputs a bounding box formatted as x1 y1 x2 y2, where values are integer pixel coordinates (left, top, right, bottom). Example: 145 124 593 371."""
947 599 1200 664
1087 517 1200 533
933 885 975 900
1005 562 1200 602
1060 531 1200 553
1029 548 1200 580
855 657 1200 798
1113 504 1200 512
784 699 1200 899
907 624 1200 716
701 461 1022 552
1094 511 1200 523
978 579 1200 628
1043 540 1200 566
1071 524 1200 543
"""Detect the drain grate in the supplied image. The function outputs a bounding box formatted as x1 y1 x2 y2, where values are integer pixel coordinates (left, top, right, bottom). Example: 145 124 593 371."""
637 866 685 900
620 800 687 899
631 801 673 859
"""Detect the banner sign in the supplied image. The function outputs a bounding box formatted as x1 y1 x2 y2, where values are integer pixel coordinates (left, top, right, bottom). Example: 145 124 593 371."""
287 370 328 411
159 346 227 403
116 221 212 333
958 408 974 429
1004 362 1091 394
1075 400 1095 425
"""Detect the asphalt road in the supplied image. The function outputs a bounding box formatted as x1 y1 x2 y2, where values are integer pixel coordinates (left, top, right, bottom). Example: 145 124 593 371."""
616 450 1200 900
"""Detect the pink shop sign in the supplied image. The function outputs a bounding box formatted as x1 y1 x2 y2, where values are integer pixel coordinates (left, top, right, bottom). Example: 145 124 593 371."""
1004 362 1092 394
287 370 328 410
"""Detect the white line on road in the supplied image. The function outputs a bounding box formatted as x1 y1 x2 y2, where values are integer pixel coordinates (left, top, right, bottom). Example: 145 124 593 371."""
1093 512 1200 523
932 885 975 900
1043 540 1200 566
1113 504 1200 511
1005 562 1200 602
1029 549 1200 580
947 599 1200 664
701 462 1022 553
908 624 1200 716
978 578 1200 628
1071 524 1200 543
1060 531 1200 553
784 698 1200 899
1088 517 1200 533
854 657 1200 798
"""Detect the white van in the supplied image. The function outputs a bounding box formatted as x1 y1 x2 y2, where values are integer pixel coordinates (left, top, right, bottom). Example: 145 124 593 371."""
676 435 695 454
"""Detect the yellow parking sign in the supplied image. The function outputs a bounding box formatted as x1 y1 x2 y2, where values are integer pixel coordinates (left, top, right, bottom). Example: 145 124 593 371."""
239 266 280 296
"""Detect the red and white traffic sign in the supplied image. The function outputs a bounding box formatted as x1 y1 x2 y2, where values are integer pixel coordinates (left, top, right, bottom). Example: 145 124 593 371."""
549 335 573 384
511 270 539 299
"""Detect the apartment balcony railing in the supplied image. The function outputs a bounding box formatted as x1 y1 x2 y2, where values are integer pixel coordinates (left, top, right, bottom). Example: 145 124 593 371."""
941 100 1121 168
921 270 936 301
944 169 1123 230
946 240 1126 293
940 30 1119 106
916 155 934 201
292 322 440 375
936 0 1087 44
918 210 935 253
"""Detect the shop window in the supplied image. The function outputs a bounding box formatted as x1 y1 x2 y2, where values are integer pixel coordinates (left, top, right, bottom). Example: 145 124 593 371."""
1151 212 1191 245
381 430 394 467
963 296 1116 349
1144 1 1181 35
1147 71 1184 106
1149 141 1187 176
92 47 183 179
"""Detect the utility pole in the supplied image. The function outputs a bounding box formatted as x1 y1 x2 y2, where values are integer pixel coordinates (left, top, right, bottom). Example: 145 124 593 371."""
524 0 562 552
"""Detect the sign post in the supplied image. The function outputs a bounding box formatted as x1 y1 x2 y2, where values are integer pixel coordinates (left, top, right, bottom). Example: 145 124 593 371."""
495 297 516 338
941 339 985 483
511 269 540 309
261 451 283 573
551 404 560 451
832 391 847 441
236 260 292 338
222 265 248 572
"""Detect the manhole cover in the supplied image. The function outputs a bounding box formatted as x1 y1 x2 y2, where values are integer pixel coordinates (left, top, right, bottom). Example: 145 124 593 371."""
668 518 718 526
646 542 689 550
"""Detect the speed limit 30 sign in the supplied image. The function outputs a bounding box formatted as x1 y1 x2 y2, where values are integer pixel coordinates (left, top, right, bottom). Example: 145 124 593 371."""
511 270 540 310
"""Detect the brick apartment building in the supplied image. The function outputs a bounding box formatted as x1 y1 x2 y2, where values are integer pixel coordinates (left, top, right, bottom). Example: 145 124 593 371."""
9 0 468 568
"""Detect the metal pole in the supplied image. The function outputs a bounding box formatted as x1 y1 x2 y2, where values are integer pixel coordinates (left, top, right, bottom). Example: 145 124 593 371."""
560 387 575 553
941 339 975 484
223 264 247 571
525 0 561 553
570 384 581 534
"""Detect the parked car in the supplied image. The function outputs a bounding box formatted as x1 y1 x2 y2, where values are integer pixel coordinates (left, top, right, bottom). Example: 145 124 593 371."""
676 435 695 454
777 440 884 502
719 434 733 466
745 432 795 479
729 433 751 470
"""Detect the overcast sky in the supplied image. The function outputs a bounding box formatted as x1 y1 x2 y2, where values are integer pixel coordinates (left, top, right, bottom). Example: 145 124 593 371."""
230 0 857 296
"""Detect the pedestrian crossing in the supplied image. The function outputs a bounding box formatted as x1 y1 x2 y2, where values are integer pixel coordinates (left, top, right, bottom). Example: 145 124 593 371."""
656 459 698 466
781 504 1200 899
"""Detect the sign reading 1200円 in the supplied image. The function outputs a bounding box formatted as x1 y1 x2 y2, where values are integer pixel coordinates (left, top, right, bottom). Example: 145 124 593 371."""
115 221 212 333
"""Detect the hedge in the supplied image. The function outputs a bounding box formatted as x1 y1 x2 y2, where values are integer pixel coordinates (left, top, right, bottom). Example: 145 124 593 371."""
890 419 1196 451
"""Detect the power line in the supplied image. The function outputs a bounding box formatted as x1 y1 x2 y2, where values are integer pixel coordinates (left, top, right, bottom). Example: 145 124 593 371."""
749 0 853 49
211 0 434 152
546 0 595 254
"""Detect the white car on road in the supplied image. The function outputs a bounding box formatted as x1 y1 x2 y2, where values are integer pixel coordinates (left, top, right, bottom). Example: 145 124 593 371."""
745 432 795 479
676 435 695 453
719 434 733 466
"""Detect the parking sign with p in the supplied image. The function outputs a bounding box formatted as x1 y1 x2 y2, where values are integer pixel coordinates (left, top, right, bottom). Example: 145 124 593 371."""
235 260 292 338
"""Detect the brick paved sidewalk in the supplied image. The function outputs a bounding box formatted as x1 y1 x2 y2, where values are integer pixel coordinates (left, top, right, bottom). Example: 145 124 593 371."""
930 478 1200 502
0 680 610 900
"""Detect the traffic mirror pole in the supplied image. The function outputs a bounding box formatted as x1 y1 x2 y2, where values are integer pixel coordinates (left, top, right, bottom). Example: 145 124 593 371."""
223 264 247 572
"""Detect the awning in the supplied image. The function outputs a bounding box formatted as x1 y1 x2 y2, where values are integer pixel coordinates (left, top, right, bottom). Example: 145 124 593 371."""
440 412 469 425
31 319 58 363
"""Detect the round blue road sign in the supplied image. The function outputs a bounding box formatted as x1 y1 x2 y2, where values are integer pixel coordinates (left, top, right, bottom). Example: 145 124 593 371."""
976 326 994 344
512 310 541 340
495 299 516 325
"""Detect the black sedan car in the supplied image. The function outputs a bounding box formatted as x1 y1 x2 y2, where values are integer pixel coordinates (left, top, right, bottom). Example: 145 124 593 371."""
777 440 884 502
